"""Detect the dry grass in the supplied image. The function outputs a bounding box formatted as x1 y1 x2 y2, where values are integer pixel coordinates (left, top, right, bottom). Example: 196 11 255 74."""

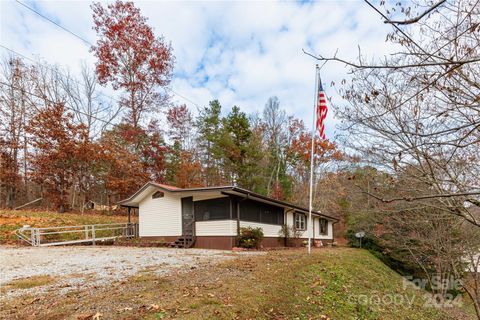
0 248 474 320
4 275 56 290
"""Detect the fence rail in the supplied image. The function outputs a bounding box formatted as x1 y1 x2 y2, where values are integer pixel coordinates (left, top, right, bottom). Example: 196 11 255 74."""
16 223 138 247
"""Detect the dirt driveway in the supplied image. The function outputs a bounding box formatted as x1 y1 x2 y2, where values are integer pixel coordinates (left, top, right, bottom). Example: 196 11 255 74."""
0 246 248 299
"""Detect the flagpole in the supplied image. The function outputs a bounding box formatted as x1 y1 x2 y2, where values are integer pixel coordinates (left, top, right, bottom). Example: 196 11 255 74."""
308 65 319 254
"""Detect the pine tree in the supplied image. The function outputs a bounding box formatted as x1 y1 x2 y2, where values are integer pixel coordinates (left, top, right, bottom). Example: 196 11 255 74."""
195 100 224 186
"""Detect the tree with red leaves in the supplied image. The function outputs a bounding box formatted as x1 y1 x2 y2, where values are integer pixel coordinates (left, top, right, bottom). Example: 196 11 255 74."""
27 103 95 212
286 118 343 207
91 1 174 128
98 121 167 199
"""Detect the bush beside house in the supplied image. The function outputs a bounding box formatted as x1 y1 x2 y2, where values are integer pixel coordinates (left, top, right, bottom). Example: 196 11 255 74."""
237 227 264 249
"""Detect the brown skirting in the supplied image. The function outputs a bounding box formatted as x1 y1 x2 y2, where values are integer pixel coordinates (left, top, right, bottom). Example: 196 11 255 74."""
194 236 237 250
139 235 333 250
193 236 334 250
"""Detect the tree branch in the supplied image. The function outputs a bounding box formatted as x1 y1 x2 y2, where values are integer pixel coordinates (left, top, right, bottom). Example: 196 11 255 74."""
301 48 480 70
364 191 480 203
384 0 447 25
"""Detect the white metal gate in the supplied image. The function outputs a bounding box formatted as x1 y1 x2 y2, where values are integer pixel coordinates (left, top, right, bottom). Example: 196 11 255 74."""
16 223 138 247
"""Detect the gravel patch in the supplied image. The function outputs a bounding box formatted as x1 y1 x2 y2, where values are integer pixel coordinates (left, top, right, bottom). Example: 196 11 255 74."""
0 246 257 299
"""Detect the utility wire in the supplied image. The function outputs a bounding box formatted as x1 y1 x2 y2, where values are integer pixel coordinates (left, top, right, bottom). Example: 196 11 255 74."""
14 0 203 109
15 0 91 46
0 43 124 107
0 44 202 112
0 80 113 125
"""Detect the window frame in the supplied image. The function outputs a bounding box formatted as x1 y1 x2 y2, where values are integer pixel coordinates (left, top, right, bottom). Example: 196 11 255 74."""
294 212 307 230
152 191 164 199
319 218 328 235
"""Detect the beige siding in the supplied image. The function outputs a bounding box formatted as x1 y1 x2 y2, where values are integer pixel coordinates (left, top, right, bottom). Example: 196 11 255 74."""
285 210 333 240
239 221 282 237
138 192 182 237
195 220 237 236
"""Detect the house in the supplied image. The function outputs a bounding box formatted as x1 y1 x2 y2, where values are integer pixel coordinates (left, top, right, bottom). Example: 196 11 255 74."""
119 182 338 250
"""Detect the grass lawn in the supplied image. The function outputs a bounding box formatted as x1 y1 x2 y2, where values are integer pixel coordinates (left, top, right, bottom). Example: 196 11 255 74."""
0 209 134 244
0 248 475 319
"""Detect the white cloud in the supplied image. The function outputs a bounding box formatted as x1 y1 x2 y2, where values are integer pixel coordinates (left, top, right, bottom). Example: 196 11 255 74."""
0 0 397 139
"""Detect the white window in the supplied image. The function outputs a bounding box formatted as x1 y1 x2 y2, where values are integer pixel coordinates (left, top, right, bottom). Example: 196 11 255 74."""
319 218 328 235
295 213 306 230
152 191 164 199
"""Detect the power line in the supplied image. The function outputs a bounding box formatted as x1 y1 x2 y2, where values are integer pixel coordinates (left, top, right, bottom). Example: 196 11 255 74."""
15 0 91 46
14 0 203 109
0 43 202 112
0 43 125 108
0 80 113 125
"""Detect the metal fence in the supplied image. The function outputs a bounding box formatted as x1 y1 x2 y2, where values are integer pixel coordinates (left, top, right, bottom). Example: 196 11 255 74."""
16 223 138 247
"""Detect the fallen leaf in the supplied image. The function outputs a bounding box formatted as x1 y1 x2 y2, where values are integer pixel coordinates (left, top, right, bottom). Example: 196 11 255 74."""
148 304 160 311
119 307 132 312
92 312 102 320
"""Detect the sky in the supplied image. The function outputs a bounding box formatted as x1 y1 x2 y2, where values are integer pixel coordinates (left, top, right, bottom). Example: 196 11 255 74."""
0 0 396 139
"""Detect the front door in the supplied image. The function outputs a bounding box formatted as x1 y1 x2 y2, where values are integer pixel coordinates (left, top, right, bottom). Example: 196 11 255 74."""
181 197 194 236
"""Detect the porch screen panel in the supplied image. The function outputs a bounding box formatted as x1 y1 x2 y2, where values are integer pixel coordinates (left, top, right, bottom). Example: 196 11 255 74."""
240 199 284 225
194 197 230 221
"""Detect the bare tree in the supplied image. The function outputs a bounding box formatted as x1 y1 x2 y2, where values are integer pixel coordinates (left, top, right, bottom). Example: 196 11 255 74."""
263 97 287 195
0 56 32 208
304 0 480 226
60 62 121 140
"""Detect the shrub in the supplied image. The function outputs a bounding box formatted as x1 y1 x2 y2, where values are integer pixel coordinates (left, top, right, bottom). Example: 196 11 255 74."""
238 227 264 249
278 224 302 247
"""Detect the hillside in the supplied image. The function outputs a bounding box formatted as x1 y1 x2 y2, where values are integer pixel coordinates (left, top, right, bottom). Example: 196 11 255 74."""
1 247 474 319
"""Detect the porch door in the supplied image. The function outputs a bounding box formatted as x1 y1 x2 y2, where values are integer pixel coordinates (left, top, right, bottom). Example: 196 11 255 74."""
181 197 194 236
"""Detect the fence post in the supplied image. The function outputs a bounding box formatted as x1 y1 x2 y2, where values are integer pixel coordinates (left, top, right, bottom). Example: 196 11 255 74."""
35 228 40 246
85 225 89 240
92 225 96 246
30 228 35 246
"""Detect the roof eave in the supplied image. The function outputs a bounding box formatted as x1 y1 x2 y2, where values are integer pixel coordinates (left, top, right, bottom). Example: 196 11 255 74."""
228 187 339 221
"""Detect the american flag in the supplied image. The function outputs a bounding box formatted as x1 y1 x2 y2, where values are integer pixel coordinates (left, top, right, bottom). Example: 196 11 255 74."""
316 80 328 140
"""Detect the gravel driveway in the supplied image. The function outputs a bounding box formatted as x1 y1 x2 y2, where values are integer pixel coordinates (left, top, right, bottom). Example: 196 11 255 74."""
0 246 244 299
